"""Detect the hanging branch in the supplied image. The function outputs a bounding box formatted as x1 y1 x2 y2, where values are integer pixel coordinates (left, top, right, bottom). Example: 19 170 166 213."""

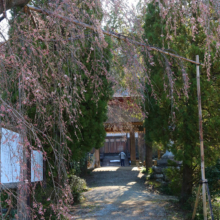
26 5 203 66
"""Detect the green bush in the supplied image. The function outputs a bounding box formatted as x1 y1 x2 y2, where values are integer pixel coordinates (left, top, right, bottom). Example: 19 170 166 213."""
141 167 153 174
191 160 220 220
191 198 220 220
141 167 147 173
212 200 220 220
69 174 88 203
205 159 220 197
161 166 182 196
144 167 154 180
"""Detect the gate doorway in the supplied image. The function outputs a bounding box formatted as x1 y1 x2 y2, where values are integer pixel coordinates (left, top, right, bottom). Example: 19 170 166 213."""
92 93 145 167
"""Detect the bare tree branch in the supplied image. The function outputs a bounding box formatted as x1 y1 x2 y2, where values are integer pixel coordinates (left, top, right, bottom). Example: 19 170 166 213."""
27 5 204 66
0 1 204 66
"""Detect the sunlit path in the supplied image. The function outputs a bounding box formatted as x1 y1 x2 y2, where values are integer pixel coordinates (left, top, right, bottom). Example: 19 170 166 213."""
71 167 179 220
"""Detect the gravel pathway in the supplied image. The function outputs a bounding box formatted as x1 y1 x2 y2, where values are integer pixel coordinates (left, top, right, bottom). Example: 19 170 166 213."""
71 167 179 220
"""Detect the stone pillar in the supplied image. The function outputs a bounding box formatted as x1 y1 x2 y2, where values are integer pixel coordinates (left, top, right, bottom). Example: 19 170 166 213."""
95 149 100 168
130 131 136 165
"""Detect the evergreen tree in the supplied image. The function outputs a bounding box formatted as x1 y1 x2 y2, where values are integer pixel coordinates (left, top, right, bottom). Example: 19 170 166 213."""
143 1 220 203
68 35 113 161
143 2 171 169
66 0 113 162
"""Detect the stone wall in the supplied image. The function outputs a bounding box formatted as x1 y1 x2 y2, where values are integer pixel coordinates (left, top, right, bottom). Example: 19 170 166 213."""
151 160 182 184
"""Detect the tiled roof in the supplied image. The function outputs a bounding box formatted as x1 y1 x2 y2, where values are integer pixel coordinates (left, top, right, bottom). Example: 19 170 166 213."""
105 104 143 124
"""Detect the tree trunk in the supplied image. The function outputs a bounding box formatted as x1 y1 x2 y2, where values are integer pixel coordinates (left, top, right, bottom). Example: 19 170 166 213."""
95 149 100 168
80 156 88 176
138 133 145 162
130 131 136 165
180 162 193 204
0 0 30 14
145 142 152 170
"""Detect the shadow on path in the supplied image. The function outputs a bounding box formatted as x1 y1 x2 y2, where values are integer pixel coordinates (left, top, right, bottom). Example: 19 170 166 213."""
71 167 178 220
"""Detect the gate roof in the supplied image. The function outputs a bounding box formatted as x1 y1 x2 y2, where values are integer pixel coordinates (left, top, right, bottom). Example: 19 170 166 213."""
104 96 144 133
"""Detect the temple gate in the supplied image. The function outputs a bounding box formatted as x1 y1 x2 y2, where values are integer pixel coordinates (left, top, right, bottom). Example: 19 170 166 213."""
93 93 144 167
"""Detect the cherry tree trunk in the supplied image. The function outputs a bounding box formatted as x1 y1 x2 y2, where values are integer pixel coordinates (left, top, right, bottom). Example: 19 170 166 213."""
180 163 193 204
145 142 152 170
138 133 145 163
0 0 29 14
130 132 136 165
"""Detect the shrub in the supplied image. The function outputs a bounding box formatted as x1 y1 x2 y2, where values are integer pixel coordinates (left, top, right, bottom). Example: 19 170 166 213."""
191 159 220 219
191 197 220 220
161 166 182 196
69 174 88 203
205 159 220 197
141 167 147 173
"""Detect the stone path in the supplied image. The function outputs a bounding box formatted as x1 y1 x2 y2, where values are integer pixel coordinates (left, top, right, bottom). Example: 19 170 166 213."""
71 166 180 220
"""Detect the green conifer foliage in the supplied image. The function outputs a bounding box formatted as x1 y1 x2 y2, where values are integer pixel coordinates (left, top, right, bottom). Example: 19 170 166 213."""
67 34 113 160
143 2 171 168
65 0 113 161
144 1 220 203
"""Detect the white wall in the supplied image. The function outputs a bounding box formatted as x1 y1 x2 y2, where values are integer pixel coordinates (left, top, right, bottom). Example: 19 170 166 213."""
106 132 139 138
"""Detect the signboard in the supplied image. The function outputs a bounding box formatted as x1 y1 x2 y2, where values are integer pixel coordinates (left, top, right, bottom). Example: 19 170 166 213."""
0 128 43 187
